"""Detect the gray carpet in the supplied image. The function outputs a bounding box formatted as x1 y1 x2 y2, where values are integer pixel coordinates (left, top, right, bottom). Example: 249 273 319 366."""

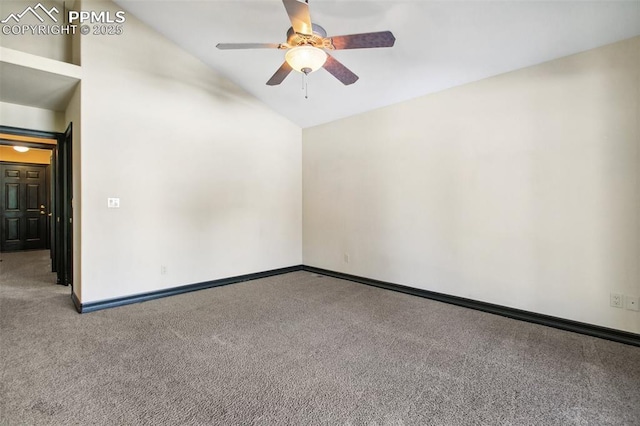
1 250 639 425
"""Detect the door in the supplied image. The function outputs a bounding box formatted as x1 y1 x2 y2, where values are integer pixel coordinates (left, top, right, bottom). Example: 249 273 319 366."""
62 123 73 287
0 162 49 251
53 123 73 286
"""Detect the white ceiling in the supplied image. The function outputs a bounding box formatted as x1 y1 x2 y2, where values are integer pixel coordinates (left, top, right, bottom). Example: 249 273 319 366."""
114 0 640 128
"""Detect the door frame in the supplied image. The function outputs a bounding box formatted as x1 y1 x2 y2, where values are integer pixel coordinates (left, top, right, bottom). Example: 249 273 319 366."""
0 125 74 288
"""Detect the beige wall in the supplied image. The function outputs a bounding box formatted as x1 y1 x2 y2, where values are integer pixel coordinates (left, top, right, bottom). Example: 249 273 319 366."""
78 1 301 303
0 0 73 64
303 37 640 333
0 146 51 164
65 83 81 301
0 102 65 132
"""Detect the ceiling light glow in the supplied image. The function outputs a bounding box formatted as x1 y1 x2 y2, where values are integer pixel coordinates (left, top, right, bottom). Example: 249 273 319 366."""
13 146 29 153
285 46 327 74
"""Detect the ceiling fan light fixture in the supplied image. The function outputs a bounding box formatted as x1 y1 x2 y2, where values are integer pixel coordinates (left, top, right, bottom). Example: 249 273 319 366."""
13 146 29 153
285 46 327 74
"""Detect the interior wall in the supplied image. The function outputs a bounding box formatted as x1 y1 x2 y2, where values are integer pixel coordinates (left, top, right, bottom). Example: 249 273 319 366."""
0 0 73 64
64 83 81 301
303 37 640 334
0 102 64 132
79 1 302 303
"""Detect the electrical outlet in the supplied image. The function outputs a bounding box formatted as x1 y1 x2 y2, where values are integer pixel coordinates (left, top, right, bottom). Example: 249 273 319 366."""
344 253 349 263
107 197 120 208
625 295 639 311
610 293 623 308
160 265 167 275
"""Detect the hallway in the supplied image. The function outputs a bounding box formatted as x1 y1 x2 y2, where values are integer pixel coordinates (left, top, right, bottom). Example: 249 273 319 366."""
0 250 73 313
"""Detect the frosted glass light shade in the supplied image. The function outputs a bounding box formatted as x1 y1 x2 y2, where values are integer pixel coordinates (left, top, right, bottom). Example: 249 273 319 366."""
13 146 29 153
285 46 327 74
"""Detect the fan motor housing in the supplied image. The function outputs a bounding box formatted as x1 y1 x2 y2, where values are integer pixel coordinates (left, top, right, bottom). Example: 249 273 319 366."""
286 23 329 48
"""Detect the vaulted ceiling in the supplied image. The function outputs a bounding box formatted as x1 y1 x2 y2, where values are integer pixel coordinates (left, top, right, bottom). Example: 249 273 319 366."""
114 0 640 128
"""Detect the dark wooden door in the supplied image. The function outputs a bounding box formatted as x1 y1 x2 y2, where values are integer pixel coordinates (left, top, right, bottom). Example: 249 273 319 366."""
61 124 73 286
51 123 73 286
0 162 49 251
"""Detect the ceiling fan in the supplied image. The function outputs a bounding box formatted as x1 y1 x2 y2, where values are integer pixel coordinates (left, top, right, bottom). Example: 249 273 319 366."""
216 0 396 86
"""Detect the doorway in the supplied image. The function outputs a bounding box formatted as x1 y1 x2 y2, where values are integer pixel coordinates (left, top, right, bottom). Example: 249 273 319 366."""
0 124 73 288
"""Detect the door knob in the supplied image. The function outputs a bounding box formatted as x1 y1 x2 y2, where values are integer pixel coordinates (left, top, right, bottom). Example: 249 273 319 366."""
40 205 45 209
40 211 45 215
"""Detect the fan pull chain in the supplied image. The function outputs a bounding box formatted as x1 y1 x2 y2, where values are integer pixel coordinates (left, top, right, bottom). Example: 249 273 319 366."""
302 73 309 99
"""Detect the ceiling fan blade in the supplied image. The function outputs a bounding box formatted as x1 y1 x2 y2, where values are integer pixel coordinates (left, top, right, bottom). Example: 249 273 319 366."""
266 62 293 86
217 43 283 50
323 54 359 85
328 31 396 50
283 0 313 35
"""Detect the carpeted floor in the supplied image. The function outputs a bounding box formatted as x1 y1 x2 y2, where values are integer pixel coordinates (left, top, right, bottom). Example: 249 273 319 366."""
1 250 639 425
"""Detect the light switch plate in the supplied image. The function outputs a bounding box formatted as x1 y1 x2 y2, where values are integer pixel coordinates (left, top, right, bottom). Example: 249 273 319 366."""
625 296 639 311
107 198 120 208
